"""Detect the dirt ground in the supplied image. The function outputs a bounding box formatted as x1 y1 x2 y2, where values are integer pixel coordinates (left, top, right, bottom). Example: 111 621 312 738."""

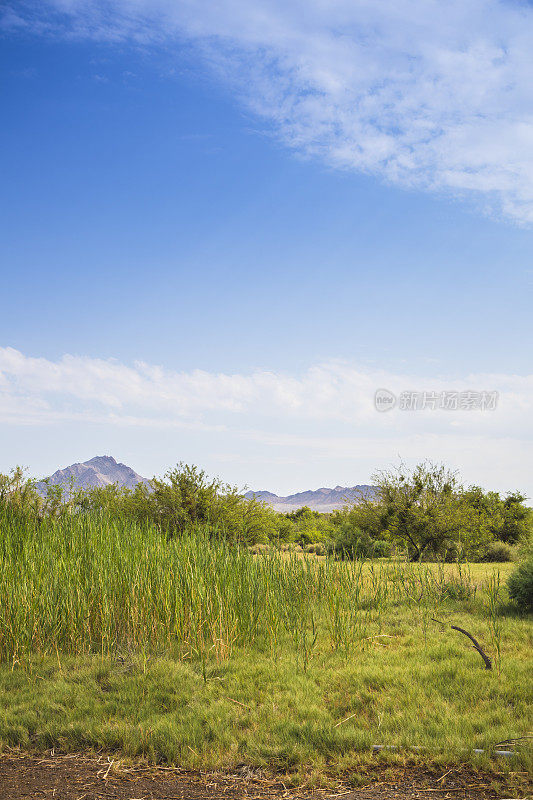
0 752 530 800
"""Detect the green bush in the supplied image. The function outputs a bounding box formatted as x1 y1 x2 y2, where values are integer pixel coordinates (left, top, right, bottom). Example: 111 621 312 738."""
281 506 335 547
328 527 392 559
507 552 533 612
443 542 461 562
249 543 271 555
328 524 374 559
482 540 514 562
334 463 531 562
77 463 278 544
304 542 326 555
371 539 391 558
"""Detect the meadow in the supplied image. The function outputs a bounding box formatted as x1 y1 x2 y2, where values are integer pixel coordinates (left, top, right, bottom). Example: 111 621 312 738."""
0 506 531 781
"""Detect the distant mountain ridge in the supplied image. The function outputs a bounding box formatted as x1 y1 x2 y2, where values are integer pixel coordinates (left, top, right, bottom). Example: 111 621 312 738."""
245 485 375 512
35 456 373 510
36 455 149 494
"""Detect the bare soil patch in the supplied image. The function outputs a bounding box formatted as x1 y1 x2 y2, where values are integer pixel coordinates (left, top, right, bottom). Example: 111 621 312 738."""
0 752 530 800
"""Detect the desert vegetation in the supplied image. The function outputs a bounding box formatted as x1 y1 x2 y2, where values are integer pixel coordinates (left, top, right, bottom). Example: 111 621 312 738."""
0 462 531 777
3 460 530 563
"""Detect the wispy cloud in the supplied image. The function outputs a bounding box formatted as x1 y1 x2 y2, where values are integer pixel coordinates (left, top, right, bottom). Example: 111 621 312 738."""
5 0 533 223
2 347 532 493
1 345 532 430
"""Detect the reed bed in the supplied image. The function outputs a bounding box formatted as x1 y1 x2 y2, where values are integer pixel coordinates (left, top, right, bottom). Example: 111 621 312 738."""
2 508 532 772
0 507 481 666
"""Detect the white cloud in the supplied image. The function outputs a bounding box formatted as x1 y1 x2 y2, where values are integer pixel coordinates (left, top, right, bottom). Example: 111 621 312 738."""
1 344 532 429
6 0 533 222
1 347 532 494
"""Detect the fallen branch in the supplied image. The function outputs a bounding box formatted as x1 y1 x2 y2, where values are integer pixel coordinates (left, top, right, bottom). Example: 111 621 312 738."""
450 625 492 670
432 619 492 670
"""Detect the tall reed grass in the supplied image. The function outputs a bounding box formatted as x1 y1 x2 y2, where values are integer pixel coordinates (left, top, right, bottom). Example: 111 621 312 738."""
0 507 479 666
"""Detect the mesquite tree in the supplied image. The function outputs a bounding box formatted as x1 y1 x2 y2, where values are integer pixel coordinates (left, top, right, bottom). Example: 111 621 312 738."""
369 461 493 561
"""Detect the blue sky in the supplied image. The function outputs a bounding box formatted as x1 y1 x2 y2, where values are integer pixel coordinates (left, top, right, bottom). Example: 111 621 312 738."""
1 1 532 496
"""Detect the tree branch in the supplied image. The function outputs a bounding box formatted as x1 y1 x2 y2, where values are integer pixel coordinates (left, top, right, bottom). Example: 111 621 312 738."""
450 626 492 670
431 620 492 670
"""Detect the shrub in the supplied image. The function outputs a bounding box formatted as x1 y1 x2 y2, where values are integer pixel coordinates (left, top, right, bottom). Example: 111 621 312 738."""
281 543 303 552
250 543 271 555
507 553 533 612
282 507 335 547
482 540 514 562
297 528 318 547
329 524 374 559
305 543 326 555
440 575 476 602
516 528 533 559
371 539 391 558
79 463 278 544
443 542 461 562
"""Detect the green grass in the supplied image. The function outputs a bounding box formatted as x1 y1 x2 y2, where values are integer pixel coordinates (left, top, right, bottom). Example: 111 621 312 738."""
0 508 531 776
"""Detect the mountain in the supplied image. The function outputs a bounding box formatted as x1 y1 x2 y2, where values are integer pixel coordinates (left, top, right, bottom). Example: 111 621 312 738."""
244 485 375 512
36 455 149 494
35 456 374 511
